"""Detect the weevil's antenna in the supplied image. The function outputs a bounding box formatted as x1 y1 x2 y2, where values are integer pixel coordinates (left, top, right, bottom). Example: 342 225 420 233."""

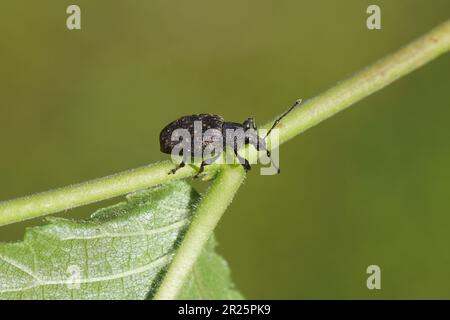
264 99 302 139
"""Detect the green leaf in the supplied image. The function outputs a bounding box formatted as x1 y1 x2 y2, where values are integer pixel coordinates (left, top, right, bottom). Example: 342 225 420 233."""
178 237 243 299
0 181 241 300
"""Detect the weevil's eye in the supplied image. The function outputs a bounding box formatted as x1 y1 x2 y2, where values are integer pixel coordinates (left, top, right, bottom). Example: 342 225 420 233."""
243 117 254 131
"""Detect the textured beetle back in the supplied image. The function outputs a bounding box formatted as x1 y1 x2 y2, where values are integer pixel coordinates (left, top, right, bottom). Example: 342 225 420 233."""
159 114 224 154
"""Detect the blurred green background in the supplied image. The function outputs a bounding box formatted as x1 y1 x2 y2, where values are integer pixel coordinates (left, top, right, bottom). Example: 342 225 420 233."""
1 1 449 299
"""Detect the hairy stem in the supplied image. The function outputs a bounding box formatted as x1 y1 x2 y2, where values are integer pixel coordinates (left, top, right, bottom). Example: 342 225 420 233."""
0 161 207 226
264 20 450 147
0 20 449 227
154 166 246 300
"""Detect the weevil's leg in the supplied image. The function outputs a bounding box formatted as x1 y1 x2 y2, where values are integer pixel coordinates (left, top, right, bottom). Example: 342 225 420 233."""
246 136 280 174
272 160 281 174
256 136 271 157
259 141 280 174
255 144 280 173
169 161 185 175
169 151 190 175
233 149 251 171
193 152 222 179
245 134 271 157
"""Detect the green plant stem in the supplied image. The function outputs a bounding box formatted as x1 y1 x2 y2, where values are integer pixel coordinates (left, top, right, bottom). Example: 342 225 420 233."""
154 166 245 300
263 20 450 147
0 20 449 227
0 161 213 226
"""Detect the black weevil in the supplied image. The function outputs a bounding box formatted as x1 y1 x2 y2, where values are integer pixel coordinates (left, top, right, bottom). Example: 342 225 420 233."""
159 99 302 177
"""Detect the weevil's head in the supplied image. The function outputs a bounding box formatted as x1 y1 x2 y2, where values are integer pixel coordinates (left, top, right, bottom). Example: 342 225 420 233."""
242 117 256 131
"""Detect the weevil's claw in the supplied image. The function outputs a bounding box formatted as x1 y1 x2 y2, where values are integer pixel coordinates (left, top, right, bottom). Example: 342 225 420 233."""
193 164 205 179
168 162 185 175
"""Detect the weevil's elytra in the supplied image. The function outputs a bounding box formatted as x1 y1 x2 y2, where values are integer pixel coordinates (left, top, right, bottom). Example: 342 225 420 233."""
159 114 224 154
159 99 302 177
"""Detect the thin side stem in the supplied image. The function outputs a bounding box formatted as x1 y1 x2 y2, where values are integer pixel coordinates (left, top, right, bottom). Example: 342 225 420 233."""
0 20 449 227
153 166 246 300
264 20 450 147
0 161 219 226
